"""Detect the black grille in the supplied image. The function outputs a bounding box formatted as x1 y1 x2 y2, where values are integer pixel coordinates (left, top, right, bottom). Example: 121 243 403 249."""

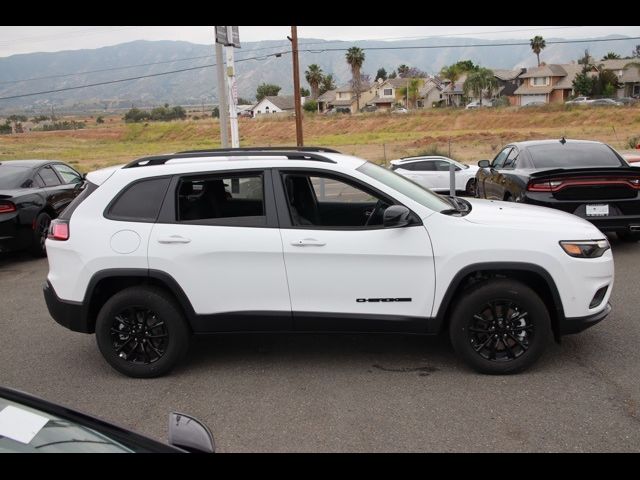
555 185 636 200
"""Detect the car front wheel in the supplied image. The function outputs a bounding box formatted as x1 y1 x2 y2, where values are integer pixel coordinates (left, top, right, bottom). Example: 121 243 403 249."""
449 279 552 374
95 286 191 378
465 178 476 196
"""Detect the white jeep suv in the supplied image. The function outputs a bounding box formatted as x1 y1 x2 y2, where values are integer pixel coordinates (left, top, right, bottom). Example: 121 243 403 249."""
44 147 614 378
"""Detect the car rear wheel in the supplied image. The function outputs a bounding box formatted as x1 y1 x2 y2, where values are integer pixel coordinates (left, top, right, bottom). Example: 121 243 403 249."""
449 279 552 374
95 286 191 378
618 231 640 242
30 212 51 257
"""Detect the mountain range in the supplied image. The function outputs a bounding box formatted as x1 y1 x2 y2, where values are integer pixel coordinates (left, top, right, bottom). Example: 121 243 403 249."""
0 34 638 113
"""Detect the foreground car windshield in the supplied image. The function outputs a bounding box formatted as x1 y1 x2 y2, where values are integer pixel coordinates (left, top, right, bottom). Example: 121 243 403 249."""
0 165 30 189
0 397 134 453
528 143 624 168
357 161 454 212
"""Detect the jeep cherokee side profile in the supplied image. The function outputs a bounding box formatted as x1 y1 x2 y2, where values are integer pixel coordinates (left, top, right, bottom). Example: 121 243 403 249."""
44 147 614 378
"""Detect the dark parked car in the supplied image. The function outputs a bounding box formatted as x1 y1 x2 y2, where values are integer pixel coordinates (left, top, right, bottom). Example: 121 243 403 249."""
475 139 640 241
0 386 214 453
0 160 85 256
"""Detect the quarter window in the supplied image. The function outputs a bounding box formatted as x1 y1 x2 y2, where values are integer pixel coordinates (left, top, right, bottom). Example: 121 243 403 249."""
38 166 61 186
176 173 265 226
107 177 171 222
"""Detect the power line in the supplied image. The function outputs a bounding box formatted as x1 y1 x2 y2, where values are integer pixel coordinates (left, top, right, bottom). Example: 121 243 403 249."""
0 26 141 47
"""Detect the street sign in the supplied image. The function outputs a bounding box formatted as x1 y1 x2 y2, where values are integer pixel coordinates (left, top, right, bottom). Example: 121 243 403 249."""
214 26 240 48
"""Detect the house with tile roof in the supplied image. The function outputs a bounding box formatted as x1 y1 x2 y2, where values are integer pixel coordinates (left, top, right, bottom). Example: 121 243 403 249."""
513 64 582 105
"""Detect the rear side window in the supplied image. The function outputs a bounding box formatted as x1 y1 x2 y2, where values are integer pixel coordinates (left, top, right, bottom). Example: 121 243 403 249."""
38 166 61 186
176 172 265 226
528 143 625 168
106 177 171 222
59 182 98 220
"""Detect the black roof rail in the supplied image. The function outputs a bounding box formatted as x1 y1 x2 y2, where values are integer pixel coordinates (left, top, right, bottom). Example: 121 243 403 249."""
176 146 341 154
123 150 338 168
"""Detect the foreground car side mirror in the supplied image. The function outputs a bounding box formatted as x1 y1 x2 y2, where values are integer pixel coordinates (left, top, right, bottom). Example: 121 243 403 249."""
478 160 491 168
168 412 215 453
383 205 411 228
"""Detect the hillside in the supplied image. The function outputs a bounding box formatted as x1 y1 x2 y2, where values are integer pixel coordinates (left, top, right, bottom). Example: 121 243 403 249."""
1 105 639 169
0 35 638 113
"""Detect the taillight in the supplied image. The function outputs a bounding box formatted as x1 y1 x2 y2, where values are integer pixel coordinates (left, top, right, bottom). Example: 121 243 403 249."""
0 201 16 213
48 219 69 241
527 180 562 192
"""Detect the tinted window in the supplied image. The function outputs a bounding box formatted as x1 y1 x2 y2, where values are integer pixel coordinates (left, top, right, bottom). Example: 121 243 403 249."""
503 149 519 169
53 164 82 184
38 166 61 186
177 173 265 226
310 176 377 203
0 165 31 189
433 160 453 171
528 143 624 168
413 161 436 171
107 177 171 222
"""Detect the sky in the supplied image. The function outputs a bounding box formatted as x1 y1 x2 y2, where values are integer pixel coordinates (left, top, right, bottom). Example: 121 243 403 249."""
0 26 639 58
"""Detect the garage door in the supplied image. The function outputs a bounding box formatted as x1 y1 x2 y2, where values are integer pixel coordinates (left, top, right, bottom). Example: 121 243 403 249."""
521 94 547 106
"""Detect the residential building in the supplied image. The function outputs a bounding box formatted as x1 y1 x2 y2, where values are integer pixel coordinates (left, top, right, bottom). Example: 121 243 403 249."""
442 74 468 107
598 59 640 98
513 64 582 105
317 89 337 113
368 78 409 110
416 78 445 108
326 83 376 113
493 68 526 105
251 95 305 116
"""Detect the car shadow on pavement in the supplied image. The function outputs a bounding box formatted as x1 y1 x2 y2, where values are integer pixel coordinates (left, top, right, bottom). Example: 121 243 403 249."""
0 251 44 269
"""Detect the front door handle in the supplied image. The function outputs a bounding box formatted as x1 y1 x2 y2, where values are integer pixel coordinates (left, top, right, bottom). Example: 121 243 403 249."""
291 238 326 247
157 235 191 244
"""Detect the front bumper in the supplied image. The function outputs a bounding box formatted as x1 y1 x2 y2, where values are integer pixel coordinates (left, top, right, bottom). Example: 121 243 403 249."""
559 302 612 335
43 280 92 333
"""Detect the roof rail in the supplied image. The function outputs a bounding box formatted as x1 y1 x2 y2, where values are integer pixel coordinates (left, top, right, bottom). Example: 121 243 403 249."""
176 146 341 154
123 150 338 168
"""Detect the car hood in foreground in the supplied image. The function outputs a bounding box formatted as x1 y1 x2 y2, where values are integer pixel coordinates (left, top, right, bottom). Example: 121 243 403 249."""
461 198 602 237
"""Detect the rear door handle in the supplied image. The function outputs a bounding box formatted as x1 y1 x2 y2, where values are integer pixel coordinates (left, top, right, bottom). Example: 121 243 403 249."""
157 235 191 244
291 238 326 247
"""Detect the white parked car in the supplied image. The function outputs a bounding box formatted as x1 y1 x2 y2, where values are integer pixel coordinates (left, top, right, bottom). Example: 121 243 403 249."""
44 147 613 377
565 96 592 105
390 156 479 196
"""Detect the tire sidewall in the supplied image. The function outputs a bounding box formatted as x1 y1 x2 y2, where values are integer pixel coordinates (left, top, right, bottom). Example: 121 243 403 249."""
31 212 51 257
95 287 190 378
449 280 552 374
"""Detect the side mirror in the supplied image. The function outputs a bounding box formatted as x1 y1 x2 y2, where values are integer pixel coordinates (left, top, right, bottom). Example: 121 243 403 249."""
383 205 411 228
168 412 215 453
478 160 491 168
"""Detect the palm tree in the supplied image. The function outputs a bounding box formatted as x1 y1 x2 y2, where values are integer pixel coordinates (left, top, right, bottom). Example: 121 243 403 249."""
398 78 424 109
345 47 366 111
439 65 461 106
530 36 546 67
305 64 324 100
397 64 410 78
463 68 498 106
319 74 336 96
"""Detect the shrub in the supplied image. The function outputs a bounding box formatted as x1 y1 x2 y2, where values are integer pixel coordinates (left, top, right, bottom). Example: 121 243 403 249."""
96 116 105 124
628 135 640 149
33 120 85 131
0 121 12 134
303 100 318 113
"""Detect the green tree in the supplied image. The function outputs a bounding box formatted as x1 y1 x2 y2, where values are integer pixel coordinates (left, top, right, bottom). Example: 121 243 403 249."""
397 64 410 77
592 66 621 97
439 64 461 105
602 52 621 60
572 72 595 97
345 47 366 111
237 97 253 105
303 99 318 113
212 106 220 118
318 74 336 96
398 78 424 109
453 60 479 73
388 70 397 79
96 116 105 124
463 68 498 106
256 83 281 102
0 121 12 135
530 35 546 67
632 45 640 58
304 64 323 99
375 68 387 82
300 87 310 97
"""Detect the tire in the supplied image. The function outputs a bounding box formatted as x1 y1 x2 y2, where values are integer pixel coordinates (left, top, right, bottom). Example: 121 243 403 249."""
618 231 640 242
30 212 51 257
465 178 476 197
95 286 191 378
449 279 552 375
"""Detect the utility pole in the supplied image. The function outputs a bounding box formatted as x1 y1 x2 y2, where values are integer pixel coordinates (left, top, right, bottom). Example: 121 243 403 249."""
289 26 304 147
226 43 239 148
215 42 230 148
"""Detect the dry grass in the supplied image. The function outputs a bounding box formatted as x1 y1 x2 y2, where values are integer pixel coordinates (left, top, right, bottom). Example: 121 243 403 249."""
1 105 639 171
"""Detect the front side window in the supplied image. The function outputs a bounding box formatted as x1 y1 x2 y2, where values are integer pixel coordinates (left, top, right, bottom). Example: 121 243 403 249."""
411 161 436 171
177 173 265 226
503 148 519 169
492 148 512 169
282 172 391 228
53 164 82 184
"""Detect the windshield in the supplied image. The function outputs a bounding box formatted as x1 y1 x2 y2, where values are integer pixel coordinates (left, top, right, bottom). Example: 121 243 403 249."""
528 143 624 168
0 165 31 189
357 162 454 212
0 397 134 453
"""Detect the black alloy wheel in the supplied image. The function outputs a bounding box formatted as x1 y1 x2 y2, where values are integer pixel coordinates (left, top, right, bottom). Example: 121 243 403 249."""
110 306 168 364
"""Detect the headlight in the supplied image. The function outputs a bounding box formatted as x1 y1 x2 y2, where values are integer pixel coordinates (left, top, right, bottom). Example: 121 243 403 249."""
559 239 610 258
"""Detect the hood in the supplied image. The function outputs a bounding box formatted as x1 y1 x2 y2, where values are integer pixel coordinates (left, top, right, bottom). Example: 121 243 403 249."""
462 198 603 238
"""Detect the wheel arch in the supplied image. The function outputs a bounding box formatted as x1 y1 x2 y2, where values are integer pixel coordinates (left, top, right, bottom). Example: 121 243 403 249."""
433 262 564 342
82 269 196 334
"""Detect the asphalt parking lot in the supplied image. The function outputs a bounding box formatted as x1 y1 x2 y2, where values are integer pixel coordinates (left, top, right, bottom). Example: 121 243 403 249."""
1 236 639 452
